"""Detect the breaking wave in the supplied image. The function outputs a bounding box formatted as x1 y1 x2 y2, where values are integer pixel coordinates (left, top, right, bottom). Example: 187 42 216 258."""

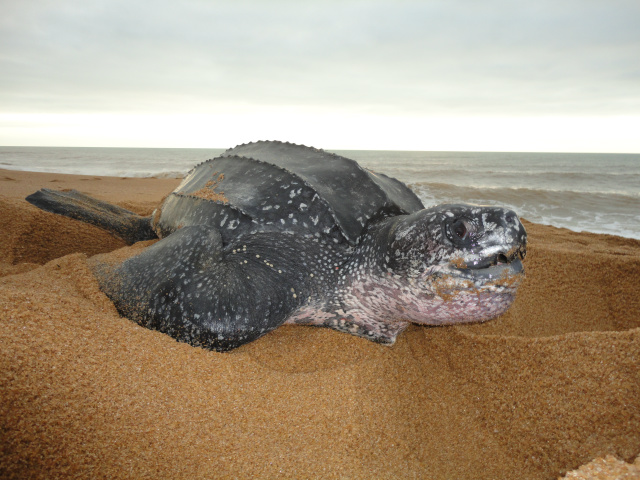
410 182 640 240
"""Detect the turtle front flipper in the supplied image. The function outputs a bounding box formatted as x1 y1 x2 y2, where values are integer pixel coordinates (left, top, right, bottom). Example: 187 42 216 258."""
95 226 313 352
26 189 155 244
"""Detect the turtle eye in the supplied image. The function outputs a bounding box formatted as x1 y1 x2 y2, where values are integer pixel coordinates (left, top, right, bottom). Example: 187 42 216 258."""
446 217 477 244
452 219 469 240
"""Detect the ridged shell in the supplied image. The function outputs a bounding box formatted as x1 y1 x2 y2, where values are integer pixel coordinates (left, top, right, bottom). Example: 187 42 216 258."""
155 141 424 245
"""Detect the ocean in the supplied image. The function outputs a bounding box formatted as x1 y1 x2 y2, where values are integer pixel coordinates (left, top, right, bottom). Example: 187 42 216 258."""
1 146 639 240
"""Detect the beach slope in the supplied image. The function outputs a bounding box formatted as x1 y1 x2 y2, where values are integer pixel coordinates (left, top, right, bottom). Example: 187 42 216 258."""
1 169 639 479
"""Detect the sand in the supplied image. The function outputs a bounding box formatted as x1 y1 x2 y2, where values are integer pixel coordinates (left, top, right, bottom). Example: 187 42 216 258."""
1 167 639 479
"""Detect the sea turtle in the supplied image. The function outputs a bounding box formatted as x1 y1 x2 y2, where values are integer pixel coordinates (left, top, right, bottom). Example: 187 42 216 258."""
26 141 527 351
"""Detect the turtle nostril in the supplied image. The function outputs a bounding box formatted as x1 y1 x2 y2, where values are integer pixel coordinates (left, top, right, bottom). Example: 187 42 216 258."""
496 253 509 265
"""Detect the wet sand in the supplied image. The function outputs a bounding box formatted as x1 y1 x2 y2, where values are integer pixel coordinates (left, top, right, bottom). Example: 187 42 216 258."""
1 168 639 479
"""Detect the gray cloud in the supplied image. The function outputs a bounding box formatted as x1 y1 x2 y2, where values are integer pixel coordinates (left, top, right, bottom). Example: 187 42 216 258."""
1 0 639 115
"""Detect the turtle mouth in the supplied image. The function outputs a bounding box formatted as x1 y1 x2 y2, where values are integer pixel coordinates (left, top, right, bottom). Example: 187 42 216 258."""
455 249 526 280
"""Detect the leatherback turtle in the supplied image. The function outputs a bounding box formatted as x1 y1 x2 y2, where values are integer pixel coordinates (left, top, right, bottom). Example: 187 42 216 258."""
26 141 527 351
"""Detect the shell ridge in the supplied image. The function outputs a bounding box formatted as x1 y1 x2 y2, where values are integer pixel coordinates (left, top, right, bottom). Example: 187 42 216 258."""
181 156 221 179
224 139 345 159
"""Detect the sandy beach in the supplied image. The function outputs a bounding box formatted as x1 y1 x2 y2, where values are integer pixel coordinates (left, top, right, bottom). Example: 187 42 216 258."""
1 168 639 479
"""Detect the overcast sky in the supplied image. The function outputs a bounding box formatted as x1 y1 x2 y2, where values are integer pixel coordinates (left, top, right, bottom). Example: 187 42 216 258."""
1 0 639 151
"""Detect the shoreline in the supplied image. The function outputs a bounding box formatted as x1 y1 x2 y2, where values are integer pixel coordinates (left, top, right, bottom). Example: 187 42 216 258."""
1 169 639 479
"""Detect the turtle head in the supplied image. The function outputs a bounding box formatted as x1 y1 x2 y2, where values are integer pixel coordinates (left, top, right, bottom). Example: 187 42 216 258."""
351 204 527 326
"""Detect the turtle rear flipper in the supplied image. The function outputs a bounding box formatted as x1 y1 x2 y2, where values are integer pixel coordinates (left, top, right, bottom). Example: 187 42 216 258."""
26 188 156 244
95 226 310 351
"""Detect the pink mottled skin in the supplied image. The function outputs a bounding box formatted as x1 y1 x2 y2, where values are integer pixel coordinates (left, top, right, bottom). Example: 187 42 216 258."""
286 269 522 344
